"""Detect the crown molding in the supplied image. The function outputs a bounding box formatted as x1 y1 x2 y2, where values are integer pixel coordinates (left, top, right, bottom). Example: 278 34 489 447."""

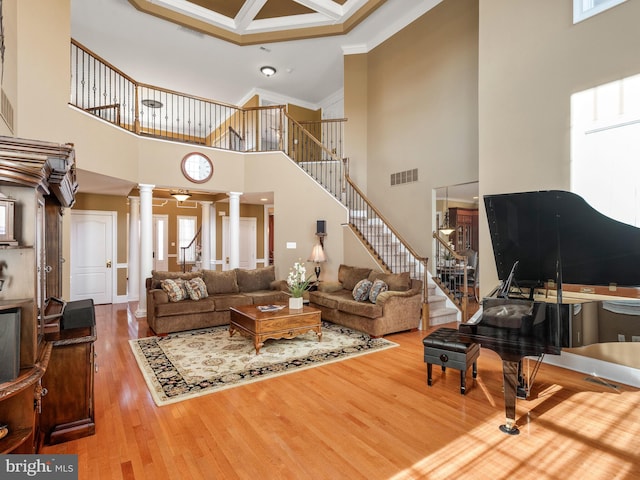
342 0 442 55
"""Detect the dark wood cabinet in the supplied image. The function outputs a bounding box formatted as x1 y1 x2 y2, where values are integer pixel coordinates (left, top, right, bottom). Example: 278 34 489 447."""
41 326 96 445
0 136 76 454
449 207 479 253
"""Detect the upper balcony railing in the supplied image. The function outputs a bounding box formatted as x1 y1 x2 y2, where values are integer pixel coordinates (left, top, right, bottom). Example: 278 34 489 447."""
70 40 345 157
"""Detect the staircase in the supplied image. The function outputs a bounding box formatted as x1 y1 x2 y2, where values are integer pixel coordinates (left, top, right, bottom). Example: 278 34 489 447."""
286 113 460 327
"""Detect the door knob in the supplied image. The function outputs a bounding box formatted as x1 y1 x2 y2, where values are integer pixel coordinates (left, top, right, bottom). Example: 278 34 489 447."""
106 260 112 268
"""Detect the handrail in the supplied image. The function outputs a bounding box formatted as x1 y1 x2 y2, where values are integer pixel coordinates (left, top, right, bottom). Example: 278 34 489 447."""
180 226 202 273
346 176 423 264
71 39 137 84
432 232 469 320
285 112 340 161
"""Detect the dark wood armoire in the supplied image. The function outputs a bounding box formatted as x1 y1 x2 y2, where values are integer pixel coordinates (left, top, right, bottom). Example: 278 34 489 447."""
0 135 84 454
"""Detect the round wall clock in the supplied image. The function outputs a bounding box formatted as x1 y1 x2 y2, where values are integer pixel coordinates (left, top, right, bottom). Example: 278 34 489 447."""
181 152 213 183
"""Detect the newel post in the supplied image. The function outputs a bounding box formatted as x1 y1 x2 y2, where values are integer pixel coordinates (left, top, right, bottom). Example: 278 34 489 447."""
421 257 429 330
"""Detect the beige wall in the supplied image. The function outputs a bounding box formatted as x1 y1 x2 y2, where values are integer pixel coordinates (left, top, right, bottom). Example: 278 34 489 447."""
244 152 347 282
343 54 368 191
0 0 17 136
478 0 640 293
344 0 479 268
343 227 384 273
16 0 70 142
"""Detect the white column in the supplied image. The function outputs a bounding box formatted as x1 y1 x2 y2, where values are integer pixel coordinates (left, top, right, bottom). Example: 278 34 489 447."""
128 196 140 302
210 203 217 269
136 183 154 317
228 192 242 269
200 201 212 271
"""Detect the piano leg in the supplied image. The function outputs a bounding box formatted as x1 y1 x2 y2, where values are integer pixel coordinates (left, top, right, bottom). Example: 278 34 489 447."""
499 360 520 435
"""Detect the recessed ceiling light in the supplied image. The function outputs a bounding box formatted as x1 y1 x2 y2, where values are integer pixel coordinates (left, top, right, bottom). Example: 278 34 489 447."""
260 197 268 202
142 99 163 108
260 66 276 77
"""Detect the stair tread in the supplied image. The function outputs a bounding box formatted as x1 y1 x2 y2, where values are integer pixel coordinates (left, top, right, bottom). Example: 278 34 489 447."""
429 307 459 317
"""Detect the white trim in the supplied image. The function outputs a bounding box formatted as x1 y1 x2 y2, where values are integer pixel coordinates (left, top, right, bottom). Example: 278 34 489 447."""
264 203 273 266
147 0 368 35
573 0 628 24
115 294 130 304
543 351 640 388
342 0 443 54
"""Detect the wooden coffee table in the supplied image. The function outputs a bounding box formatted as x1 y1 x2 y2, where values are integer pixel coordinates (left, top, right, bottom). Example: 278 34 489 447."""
229 304 322 354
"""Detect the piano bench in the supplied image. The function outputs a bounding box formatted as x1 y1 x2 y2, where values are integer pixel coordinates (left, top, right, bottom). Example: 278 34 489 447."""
423 328 480 395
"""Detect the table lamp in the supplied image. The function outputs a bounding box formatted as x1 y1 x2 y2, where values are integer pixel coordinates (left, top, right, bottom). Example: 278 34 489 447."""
308 244 327 281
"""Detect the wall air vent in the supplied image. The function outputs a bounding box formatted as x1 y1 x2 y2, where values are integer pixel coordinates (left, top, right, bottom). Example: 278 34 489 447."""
0 88 14 133
390 168 418 186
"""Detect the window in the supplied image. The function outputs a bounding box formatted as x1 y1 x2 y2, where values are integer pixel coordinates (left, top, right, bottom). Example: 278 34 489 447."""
571 73 640 226
177 216 197 263
573 0 627 23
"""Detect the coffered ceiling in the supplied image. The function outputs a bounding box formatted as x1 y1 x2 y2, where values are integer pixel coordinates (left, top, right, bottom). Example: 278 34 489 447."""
127 0 388 45
71 0 442 197
73 0 441 107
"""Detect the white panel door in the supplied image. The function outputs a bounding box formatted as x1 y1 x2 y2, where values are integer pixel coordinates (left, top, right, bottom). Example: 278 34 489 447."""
70 211 115 304
222 217 257 270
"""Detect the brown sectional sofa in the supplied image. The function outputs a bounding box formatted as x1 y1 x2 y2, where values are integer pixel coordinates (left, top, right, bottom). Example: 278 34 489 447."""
309 264 423 337
146 266 288 334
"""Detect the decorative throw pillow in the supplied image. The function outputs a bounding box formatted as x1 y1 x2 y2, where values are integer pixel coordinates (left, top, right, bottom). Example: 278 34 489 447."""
184 278 208 301
369 279 388 304
190 277 208 299
161 279 186 302
352 279 373 302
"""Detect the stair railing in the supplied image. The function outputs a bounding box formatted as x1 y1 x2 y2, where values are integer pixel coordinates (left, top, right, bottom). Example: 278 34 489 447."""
71 40 289 150
284 113 346 201
432 232 469 320
344 177 430 328
180 226 202 273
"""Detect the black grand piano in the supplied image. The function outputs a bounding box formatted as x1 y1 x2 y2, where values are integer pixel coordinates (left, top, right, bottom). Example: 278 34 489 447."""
459 190 640 434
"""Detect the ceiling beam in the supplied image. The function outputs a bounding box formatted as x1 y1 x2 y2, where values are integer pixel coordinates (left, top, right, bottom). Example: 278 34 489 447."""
235 0 269 32
294 0 342 20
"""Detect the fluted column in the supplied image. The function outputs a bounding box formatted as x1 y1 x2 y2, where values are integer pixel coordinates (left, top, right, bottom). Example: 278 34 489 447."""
128 196 140 302
199 201 212 270
210 203 217 269
228 192 242 269
135 183 154 317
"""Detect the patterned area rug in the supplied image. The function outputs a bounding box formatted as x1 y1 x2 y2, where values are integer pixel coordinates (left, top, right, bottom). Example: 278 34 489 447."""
129 322 398 406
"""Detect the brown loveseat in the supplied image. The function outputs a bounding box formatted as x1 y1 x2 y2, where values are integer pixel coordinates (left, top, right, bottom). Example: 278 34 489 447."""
308 264 423 337
146 266 288 334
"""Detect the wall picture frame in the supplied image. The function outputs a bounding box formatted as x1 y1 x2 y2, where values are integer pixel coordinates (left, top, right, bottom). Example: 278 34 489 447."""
0 195 17 245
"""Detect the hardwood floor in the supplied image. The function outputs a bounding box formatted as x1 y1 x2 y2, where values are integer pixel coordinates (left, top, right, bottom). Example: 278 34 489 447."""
41 303 640 479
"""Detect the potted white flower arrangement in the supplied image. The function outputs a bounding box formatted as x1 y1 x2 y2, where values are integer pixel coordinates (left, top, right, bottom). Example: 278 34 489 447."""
287 260 313 310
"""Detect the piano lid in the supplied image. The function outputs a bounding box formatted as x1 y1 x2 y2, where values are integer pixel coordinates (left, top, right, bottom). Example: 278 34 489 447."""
485 190 640 289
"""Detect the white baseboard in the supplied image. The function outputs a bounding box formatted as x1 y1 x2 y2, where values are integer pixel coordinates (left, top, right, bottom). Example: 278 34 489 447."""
543 351 640 388
116 294 130 304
